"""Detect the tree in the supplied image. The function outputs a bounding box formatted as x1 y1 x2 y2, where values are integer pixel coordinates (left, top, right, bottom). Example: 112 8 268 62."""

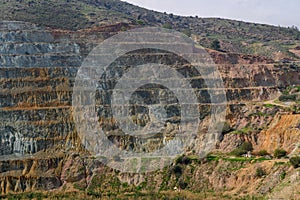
274 148 287 158
290 156 300 168
171 165 182 178
240 141 253 152
230 141 253 157
255 167 266 178
257 150 269 156
210 39 221 51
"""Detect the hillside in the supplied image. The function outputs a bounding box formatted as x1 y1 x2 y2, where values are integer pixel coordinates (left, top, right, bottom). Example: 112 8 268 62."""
0 0 299 199
1 0 300 59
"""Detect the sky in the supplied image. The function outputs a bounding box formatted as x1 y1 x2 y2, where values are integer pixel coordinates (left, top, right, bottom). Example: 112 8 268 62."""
123 0 300 28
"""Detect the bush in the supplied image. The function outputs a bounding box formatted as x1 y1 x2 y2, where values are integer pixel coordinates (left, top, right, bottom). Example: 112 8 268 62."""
182 157 191 165
206 154 219 161
255 167 266 178
171 165 182 177
290 156 300 168
210 39 221 51
274 148 287 158
280 171 286 180
163 23 172 29
231 148 247 157
257 150 269 156
175 155 183 164
175 155 192 165
264 104 275 108
240 142 253 152
136 20 145 25
279 94 297 102
178 180 188 189
231 127 253 134
230 142 253 157
87 190 102 198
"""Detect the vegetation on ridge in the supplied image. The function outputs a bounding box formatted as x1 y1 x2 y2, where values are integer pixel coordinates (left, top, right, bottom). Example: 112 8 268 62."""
1 0 300 58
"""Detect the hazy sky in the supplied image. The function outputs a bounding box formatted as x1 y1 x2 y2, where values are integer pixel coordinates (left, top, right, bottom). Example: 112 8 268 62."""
123 0 300 28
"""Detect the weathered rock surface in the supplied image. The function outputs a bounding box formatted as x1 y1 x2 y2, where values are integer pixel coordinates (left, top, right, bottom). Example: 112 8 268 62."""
0 21 299 196
257 114 300 154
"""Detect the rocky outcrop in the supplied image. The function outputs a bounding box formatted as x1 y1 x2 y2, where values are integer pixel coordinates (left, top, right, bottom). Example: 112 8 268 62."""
256 114 300 154
0 21 81 158
0 156 64 194
0 126 37 155
0 21 299 195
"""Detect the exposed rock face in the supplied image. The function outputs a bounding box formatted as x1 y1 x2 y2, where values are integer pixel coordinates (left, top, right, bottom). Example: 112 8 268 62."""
0 21 299 195
257 114 300 154
0 21 82 158
0 156 64 194
0 126 38 155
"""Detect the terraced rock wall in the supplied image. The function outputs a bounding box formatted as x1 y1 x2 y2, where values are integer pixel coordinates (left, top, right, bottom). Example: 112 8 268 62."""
0 21 299 194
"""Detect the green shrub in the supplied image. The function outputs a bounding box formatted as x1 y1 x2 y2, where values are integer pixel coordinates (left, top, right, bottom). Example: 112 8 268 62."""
279 94 297 102
231 127 253 134
87 190 102 198
175 155 184 164
175 155 192 165
163 23 172 29
280 171 286 180
206 154 219 161
178 180 188 189
289 156 300 168
274 148 287 158
136 20 145 25
171 165 183 177
240 142 253 152
230 142 253 157
255 167 266 178
231 148 247 157
257 150 269 156
263 104 275 108
210 39 221 51
182 156 192 165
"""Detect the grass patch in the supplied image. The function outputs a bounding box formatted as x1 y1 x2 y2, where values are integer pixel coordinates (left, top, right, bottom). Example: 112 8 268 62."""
274 161 286 166
289 156 300 168
263 103 276 108
253 157 271 162
206 154 220 162
274 148 287 158
279 94 297 102
230 127 253 134
223 157 252 162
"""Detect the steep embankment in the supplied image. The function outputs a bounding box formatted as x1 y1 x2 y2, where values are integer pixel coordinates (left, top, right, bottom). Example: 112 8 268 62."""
0 20 299 198
257 114 300 154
